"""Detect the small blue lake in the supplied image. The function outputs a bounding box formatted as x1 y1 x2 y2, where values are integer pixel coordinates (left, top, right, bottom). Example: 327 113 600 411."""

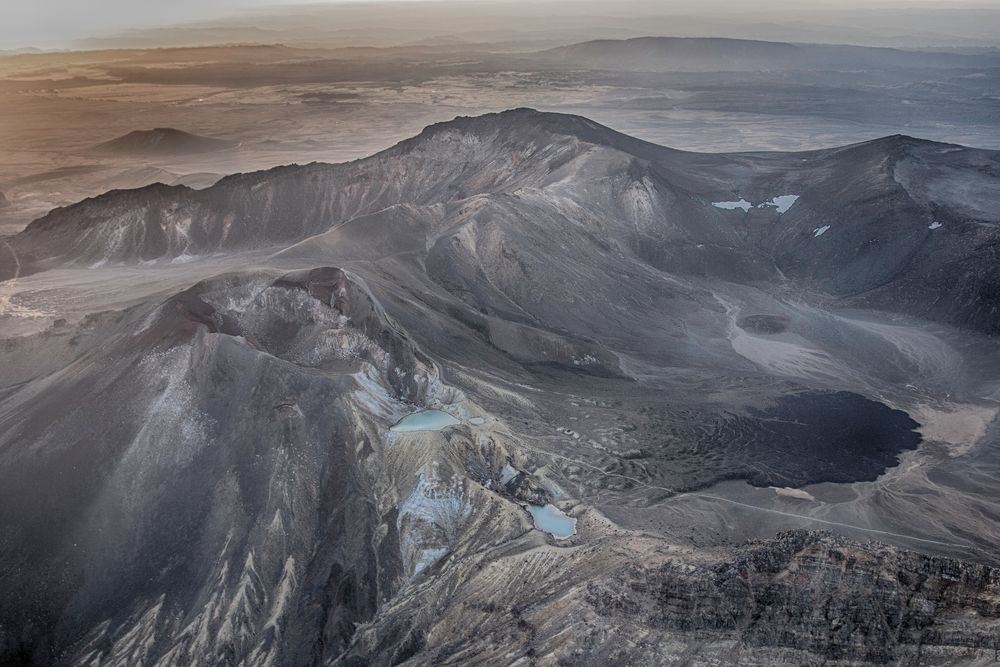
528 504 577 539
390 409 460 433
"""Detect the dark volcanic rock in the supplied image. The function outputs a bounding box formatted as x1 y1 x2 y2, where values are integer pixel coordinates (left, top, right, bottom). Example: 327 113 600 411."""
737 313 789 334
585 530 1000 665
336 530 1000 666
738 391 923 487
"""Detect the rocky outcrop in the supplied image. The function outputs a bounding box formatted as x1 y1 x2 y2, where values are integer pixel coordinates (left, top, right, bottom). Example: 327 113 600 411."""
583 531 1000 665
331 530 1000 666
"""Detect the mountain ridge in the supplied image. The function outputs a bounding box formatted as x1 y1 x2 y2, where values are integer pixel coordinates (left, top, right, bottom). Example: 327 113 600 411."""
7 109 999 334
16 109 967 238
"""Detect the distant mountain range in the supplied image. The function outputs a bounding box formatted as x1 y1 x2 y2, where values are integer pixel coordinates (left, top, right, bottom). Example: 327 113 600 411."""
535 36 1000 71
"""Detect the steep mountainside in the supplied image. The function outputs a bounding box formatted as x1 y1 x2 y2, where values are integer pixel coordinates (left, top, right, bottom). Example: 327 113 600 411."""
2 110 1000 666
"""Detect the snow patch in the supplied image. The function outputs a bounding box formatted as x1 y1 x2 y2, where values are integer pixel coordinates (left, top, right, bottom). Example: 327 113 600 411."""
929 221 943 230
712 199 753 212
813 225 831 237
713 194 799 214
759 194 800 214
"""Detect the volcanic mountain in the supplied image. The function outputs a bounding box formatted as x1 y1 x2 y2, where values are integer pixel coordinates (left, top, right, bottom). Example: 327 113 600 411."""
15 109 1000 333
2 109 1000 666
91 127 235 156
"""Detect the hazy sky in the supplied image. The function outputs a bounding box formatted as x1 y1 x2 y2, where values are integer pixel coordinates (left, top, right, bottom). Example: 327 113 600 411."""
0 0 989 50
2 0 286 47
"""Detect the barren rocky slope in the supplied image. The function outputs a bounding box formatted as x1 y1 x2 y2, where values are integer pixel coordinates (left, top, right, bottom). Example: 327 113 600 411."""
10 109 1000 333
2 110 1000 665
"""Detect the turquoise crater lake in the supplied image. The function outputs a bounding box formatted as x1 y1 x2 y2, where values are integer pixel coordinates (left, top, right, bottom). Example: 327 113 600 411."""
390 409 460 432
528 504 577 539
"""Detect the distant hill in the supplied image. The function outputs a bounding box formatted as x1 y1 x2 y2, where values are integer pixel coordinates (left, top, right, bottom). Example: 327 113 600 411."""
91 128 235 156
535 36 1000 71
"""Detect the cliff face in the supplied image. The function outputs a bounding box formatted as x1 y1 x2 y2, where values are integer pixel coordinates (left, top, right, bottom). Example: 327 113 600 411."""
585 531 1000 665
332 530 1000 666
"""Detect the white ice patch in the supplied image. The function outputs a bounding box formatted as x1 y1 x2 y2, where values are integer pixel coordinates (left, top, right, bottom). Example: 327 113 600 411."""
714 195 799 214
712 199 753 212
813 225 831 237
929 221 943 230
758 194 800 214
